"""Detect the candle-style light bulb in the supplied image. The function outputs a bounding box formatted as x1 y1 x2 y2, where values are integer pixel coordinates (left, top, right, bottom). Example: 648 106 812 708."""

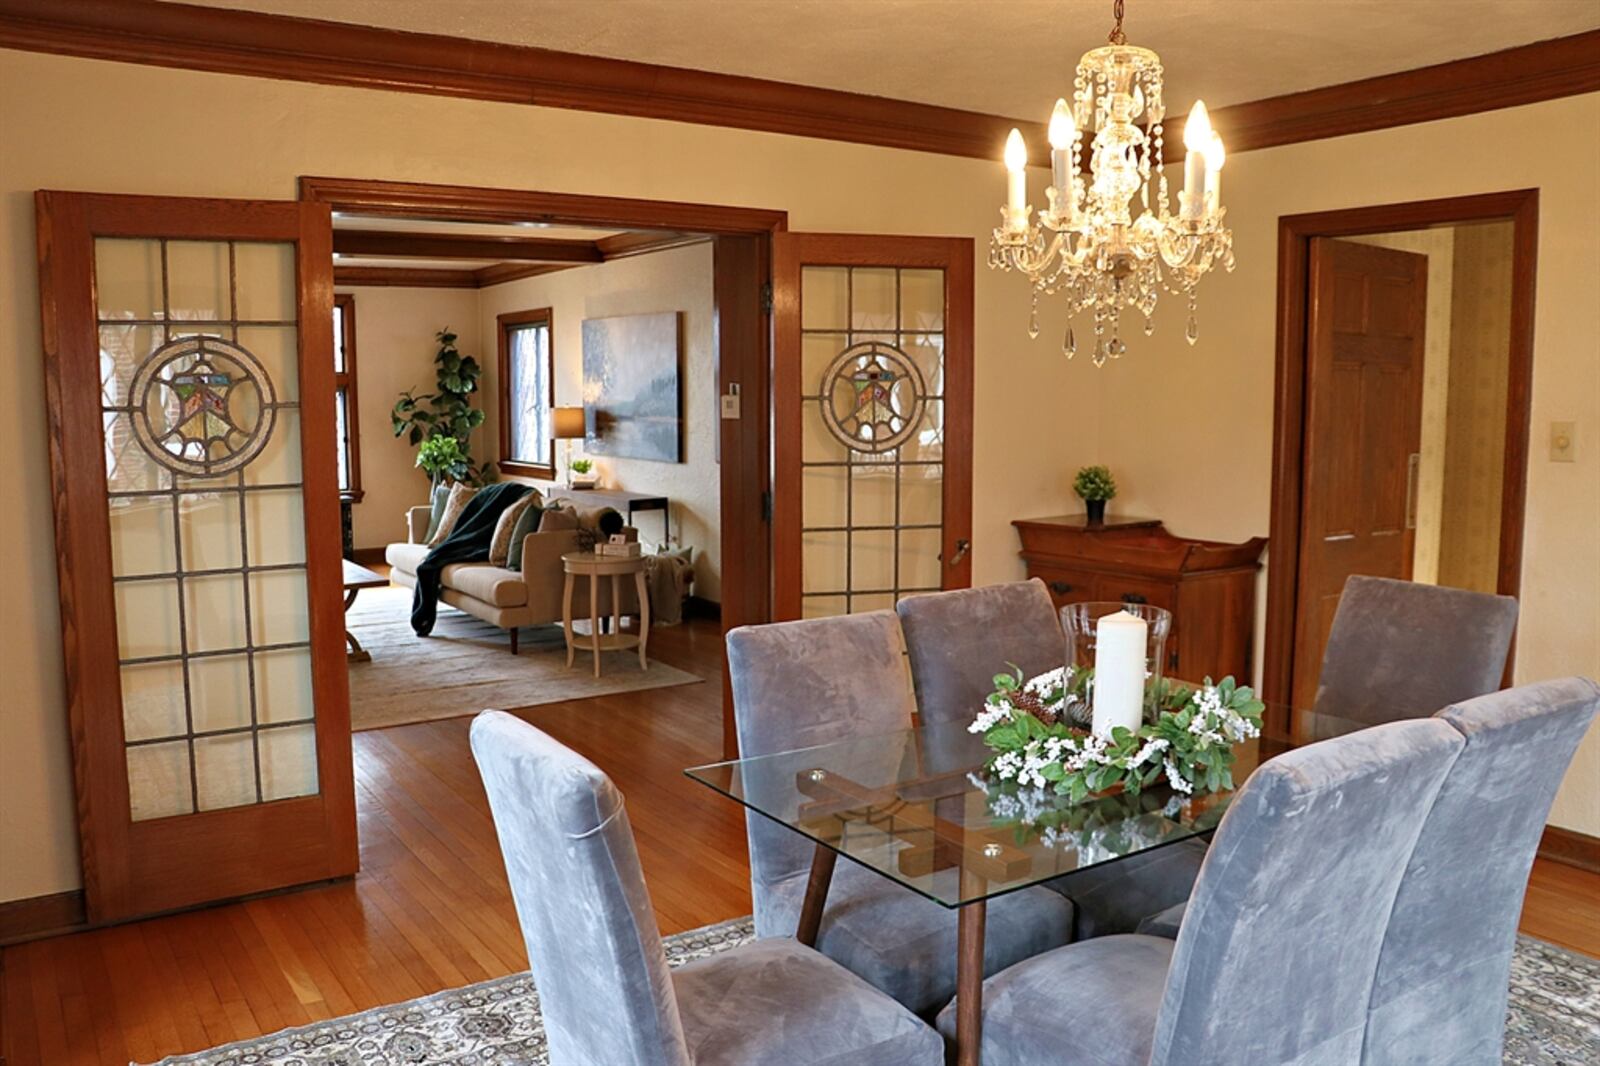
1047 99 1077 221
1004 128 1029 233
1205 131 1226 213
1182 99 1212 219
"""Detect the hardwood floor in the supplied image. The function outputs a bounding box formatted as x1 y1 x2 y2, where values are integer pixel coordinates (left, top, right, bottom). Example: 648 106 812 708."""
2 614 1597 1065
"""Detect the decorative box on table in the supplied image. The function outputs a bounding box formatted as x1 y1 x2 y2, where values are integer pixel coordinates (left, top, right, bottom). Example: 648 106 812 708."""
1013 514 1266 683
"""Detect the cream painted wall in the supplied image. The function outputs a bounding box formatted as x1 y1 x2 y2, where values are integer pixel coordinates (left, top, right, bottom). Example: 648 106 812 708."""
337 286 483 550
477 244 721 601
1086 94 1600 838
0 49 1594 903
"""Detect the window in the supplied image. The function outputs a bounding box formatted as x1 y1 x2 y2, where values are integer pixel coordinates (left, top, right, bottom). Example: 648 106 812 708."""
497 308 555 479
332 293 362 500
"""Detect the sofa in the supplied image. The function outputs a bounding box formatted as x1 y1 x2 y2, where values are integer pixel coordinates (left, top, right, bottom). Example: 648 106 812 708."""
385 495 638 654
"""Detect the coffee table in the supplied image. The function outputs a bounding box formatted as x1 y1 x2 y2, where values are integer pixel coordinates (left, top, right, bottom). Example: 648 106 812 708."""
561 551 650 676
341 558 388 663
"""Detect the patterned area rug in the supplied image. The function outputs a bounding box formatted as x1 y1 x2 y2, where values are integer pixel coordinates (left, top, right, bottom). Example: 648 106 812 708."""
346 585 700 731
141 918 1598 1065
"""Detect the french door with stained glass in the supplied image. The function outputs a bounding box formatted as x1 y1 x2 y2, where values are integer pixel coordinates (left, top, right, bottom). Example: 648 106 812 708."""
37 192 355 923
772 235 974 620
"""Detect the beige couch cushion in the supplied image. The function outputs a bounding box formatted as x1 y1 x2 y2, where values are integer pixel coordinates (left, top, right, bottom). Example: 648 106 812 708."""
441 563 528 608
386 542 429 575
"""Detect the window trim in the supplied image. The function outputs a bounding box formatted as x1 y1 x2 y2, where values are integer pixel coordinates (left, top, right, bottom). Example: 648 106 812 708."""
333 292 364 502
497 307 558 480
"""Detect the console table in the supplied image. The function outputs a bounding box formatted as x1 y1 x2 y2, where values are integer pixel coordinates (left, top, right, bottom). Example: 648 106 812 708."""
554 487 668 542
1013 513 1266 683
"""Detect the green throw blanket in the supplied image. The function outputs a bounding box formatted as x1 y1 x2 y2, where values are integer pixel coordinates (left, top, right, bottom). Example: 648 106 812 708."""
411 482 533 636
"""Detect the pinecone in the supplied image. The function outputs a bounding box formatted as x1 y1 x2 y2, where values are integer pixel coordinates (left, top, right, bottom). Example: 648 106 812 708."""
1012 687 1059 727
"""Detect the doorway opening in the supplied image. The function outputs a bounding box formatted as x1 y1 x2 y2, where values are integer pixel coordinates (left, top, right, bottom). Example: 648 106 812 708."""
1263 190 1537 713
299 177 786 759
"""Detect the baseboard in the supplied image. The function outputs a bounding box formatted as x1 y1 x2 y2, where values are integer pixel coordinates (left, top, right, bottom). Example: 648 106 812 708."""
1539 826 1600 874
0 889 87 946
685 595 721 621
349 546 387 566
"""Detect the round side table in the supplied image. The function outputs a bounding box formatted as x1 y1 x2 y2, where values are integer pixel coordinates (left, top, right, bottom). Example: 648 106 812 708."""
561 551 651 677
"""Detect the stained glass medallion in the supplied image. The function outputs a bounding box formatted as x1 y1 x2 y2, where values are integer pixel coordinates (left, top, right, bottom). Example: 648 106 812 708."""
129 335 277 478
819 339 927 454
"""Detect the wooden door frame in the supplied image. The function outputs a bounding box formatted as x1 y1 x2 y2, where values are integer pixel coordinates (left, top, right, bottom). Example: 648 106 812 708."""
1263 189 1538 708
299 178 786 758
37 191 357 923
770 233 975 620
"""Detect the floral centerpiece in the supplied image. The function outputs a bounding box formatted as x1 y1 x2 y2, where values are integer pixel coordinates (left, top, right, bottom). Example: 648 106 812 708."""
971 666 1264 804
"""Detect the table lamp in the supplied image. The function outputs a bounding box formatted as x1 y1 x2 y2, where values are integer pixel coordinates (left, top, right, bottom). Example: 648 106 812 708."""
553 406 586 486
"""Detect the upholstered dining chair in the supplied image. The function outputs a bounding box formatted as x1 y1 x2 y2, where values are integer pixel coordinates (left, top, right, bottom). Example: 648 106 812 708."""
1073 574 1521 940
934 717 1465 1066
727 611 1075 1017
1359 677 1599 1065
895 579 1066 725
469 711 943 1066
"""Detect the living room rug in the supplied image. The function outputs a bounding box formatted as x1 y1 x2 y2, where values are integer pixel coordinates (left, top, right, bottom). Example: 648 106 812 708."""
140 917 1598 1065
345 585 701 731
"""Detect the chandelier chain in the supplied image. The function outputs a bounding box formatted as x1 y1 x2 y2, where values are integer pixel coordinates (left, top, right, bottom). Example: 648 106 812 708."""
1108 0 1126 45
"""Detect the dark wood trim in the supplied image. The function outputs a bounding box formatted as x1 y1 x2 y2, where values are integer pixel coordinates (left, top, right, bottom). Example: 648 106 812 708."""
0 0 1042 161
1262 190 1539 716
1539 826 1600 875
334 292 363 503
0 889 87 947
496 307 557 481
596 232 705 261
303 176 788 236
334 263 581 289
4 1 1598 165
332 229 602 262
474 262 581 287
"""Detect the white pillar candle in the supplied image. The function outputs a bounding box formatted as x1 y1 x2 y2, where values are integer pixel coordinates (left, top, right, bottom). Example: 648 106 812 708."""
1091 609 1148 738
1004 128 1029 233
1181 100 1212 220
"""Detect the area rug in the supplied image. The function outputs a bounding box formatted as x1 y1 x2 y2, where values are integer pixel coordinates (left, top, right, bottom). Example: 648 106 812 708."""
139 918 1599 1065
345 585 701 731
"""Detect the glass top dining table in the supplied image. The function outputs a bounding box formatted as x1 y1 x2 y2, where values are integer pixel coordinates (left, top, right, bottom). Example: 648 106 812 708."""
685 703 1375 909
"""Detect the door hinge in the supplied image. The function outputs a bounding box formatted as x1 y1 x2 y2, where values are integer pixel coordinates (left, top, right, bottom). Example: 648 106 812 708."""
761 489 773 522
761 281 774 315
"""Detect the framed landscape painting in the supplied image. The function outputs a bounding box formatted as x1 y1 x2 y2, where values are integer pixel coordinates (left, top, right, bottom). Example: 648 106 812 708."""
582 311 683 462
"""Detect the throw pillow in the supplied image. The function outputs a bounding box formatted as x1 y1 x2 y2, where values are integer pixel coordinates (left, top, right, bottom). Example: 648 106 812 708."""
488 492 538 567
422 480 452 542
504 499 545 571
426 482 477 547
537 505 579 533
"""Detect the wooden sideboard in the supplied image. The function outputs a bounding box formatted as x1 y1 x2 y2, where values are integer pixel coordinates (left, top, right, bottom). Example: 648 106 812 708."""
1013 514 1267 684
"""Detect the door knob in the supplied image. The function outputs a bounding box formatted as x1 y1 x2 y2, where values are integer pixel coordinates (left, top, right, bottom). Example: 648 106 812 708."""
948 538 970 566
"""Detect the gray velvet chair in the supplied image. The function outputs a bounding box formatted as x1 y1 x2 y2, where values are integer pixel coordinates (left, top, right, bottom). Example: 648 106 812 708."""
934 718 1466 1066
1360 677 1599 1065
727 611 1075 1016
1085 575 1520 940
469 711 943 1066
895 580 1065 725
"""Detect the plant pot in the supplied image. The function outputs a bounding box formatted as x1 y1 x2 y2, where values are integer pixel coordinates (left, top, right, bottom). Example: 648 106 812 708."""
1085 498 1107 525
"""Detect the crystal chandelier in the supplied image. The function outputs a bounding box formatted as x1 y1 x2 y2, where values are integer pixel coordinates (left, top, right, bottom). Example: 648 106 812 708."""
989 0 1234 365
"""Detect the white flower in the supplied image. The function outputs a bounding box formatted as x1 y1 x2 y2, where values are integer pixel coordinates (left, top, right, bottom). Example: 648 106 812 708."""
1163 757 1194 795
970 697 1015 734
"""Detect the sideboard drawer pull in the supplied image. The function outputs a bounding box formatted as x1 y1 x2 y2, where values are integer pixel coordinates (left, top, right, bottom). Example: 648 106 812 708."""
1049 580 1074 595
1121 592 1149 605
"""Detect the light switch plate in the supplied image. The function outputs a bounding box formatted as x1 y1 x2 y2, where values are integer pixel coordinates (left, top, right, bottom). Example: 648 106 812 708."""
720 393 741 419
1550 421 1576 462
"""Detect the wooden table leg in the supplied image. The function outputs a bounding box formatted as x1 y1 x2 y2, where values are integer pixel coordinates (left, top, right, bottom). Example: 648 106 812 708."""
634 569 650 670
343 587 370 663
795 844 837 948
588 571 602 678
562 572 576 668
956 899 987 1066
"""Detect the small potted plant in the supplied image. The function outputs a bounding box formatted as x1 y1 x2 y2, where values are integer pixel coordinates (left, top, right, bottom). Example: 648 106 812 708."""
570 457 599 489
1073 465 1117 525
415 434 472 487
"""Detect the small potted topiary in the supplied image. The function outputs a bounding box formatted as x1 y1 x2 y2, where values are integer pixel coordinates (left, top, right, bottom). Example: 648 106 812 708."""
1072 465 1117 525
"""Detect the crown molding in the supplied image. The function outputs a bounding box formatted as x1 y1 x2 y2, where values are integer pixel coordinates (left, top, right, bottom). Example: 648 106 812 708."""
332 230 604 262
332 263 581 289
1 1 1595 165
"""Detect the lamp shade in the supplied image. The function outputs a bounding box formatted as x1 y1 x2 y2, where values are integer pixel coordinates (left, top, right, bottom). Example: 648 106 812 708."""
552 406 586 440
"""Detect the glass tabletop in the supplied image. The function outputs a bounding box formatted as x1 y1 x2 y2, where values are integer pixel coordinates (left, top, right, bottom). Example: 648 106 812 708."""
685 702 1376 908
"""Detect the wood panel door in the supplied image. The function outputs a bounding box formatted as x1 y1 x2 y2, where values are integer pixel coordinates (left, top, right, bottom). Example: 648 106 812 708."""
37 192 356 923
1290 237 1427 709
772 235 973 620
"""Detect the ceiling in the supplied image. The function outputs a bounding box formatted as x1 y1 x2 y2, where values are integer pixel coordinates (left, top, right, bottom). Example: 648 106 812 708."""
175 0 1600 119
